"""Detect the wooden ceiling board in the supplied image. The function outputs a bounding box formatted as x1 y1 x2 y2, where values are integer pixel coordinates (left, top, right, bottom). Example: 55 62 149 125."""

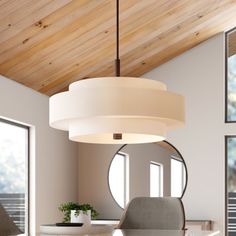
0 0 236 95
0 0 33 21
30 0 165 90
39 0 224 94
0 0 72 44
228 29 236 57
1 0 151 81
1 0 114 77
123 1 236 76
0 0 96 66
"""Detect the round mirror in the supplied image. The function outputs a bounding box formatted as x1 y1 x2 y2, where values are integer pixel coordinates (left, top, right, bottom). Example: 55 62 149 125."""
108 141 187 209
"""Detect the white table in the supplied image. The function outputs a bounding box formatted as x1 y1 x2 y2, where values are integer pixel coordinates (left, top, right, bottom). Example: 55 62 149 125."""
40 225 220 236
40 224 113 235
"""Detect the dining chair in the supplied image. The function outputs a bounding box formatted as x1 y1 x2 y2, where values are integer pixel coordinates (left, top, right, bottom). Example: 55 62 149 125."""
118 197 185 230
0 203 22 235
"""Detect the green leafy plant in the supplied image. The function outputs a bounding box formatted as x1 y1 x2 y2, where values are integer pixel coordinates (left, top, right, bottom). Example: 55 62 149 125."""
58 202 79 223
58 202 99 223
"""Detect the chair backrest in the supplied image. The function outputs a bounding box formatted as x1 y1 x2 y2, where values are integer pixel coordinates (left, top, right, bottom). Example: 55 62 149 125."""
118 197 185 230
0 203 22 235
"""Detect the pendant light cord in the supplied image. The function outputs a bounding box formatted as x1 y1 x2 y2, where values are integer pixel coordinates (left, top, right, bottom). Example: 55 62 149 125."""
113 0 122 140
115 0 120 77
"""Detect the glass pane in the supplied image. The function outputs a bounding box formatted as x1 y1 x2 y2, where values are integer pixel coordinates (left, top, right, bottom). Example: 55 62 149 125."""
228 137 236 192
150 163 161 197
0 120 28 233
227 137 236 235
171 159 183 197
108 153 125 208
227 55 236 121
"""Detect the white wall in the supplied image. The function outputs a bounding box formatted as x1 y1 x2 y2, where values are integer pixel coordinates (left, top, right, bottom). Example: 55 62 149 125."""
144 33 231 234
78 143 123 219
0 75 78 235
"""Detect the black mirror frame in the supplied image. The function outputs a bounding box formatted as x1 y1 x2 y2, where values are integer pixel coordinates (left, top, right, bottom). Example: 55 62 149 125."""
107 140 188 210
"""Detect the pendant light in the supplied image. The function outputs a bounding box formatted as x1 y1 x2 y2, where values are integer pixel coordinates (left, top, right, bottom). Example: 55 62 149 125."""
49 0 185 144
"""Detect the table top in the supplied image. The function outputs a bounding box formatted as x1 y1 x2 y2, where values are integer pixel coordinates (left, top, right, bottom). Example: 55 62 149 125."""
40 225 220 236
111 229 220 236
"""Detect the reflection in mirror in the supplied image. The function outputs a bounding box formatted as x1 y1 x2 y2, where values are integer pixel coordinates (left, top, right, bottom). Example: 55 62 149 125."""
108 141 187 209
108 152 129 208
150 162 162 197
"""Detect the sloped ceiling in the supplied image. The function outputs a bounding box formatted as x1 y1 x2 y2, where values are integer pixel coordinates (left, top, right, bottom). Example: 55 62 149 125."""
0 0 236 95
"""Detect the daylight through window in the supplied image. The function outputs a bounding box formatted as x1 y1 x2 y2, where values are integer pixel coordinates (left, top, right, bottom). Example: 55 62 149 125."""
0 119 29 234
108 152 129 208
150 162 162 197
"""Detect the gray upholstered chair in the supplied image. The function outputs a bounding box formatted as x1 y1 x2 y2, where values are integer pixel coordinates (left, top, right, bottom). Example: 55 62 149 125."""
118 197 185 230
0 203 22 235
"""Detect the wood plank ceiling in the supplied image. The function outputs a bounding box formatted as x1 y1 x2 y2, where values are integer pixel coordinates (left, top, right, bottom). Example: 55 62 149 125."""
1 0 236 96
228 30 236 57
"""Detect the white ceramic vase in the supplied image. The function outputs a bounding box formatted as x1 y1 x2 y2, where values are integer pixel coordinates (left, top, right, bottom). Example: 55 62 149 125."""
70 210 91 225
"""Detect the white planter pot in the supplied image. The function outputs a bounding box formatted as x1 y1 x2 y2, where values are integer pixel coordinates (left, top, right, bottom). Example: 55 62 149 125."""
70 210 91 225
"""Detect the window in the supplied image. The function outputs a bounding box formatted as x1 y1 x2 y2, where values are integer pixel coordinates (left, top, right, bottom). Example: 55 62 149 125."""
225 28 236 236
150 162 162 197
171 158 185 197
108 152 129 208
0 118 29 234
226 136 236 235
226 28 236 122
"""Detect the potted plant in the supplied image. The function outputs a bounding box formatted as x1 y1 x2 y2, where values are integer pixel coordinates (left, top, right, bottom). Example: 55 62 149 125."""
58 202 98 224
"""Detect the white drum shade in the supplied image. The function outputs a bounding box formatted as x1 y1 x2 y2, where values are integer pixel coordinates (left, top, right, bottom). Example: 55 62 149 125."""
49 77 185 144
